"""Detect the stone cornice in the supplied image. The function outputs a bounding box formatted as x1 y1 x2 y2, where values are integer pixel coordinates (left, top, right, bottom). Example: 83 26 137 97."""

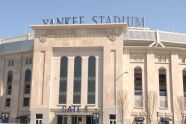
31 23 127 30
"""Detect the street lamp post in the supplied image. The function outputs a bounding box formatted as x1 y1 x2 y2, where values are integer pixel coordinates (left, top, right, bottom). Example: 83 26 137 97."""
93 109 100 124
157 112 159 124
181 112 184 124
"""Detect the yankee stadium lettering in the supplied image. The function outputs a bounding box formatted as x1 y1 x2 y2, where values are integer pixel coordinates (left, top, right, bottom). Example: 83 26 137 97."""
42 16 145 27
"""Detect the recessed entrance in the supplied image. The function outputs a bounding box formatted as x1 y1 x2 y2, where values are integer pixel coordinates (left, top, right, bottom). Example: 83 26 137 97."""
57 115 94 124
86 115 93 124
57 115 67 124
72 116 82 124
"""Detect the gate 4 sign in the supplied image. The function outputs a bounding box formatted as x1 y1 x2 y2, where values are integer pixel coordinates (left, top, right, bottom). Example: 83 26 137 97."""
62 105 88 113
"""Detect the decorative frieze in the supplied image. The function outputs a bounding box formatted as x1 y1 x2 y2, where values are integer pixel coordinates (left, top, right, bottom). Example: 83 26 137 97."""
157 55 167 63
130 54 144 63
155 54 170 63
45 29 122 40
38 31 47 42
178 55 186 64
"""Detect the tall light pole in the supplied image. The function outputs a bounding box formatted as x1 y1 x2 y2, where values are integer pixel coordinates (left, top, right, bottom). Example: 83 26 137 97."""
157 112 159 124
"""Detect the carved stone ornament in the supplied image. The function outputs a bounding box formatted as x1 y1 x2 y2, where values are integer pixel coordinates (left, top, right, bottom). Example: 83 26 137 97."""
39 31 47 42
107 30 117 41
107 33 116 41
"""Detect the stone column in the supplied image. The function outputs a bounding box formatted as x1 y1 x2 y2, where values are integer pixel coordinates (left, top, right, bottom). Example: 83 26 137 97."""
82 116 86 124
81 56 88 107
170 50 182 124
146 49 157 124
95 56 99 108
67 56 74 105
67 115 72 124
122 48 130 124
9 54 22 122
43 50 52 106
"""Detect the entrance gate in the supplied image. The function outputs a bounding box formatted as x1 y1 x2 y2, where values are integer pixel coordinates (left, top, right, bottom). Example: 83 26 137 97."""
57 115 94 124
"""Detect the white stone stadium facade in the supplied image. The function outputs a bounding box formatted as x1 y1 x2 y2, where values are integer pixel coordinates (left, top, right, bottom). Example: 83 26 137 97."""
0 23 186 124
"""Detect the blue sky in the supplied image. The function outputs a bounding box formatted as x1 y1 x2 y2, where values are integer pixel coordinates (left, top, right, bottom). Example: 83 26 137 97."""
0 0 186 38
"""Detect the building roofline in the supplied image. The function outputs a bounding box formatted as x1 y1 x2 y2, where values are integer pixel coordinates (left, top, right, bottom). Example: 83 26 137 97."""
0 25 186 46
31 23 128 30
159 30 186 36
128 28 186 36
0 33 34 44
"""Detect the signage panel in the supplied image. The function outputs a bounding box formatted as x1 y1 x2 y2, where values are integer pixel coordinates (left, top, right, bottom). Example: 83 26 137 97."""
42 16 145 27
62 105 88 113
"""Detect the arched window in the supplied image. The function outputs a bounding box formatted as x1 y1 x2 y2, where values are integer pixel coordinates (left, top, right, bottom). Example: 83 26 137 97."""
7 71 13 83
87 56 96 104
183 69 186 97
24 69 32 94
25 69 31 82
59 56 68 104
134 67 142 107
159 68 168 107
7 71 13 95
73 56 82 104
